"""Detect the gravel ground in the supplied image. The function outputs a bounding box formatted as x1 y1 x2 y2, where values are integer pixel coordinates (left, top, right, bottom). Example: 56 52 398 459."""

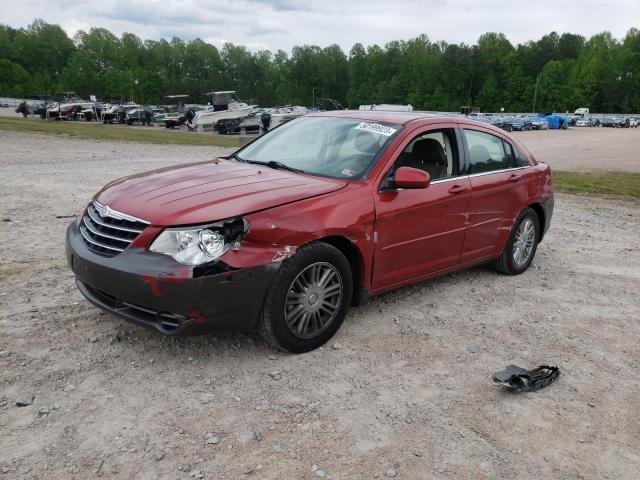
511 127 640 173
1 131 639 479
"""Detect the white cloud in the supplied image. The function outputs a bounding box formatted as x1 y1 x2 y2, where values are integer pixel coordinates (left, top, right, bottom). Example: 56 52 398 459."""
1 0 637 52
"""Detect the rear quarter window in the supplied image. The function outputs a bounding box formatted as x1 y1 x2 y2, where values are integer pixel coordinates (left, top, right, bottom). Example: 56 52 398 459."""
504 141 530 168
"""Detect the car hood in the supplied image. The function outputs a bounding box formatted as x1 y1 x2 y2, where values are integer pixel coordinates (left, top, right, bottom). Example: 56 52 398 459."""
95 159 348 226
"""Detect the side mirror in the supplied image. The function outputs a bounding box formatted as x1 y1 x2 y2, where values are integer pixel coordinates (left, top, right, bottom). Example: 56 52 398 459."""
393 166 430 189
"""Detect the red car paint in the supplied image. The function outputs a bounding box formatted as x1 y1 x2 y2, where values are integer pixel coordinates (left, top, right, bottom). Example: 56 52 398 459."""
96 160 347 225
95 112 553 300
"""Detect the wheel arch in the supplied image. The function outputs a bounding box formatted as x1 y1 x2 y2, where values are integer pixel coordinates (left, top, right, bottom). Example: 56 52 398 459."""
314 235 366 306
528 202 546 242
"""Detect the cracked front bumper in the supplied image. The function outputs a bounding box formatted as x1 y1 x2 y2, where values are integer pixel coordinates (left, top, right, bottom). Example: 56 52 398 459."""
66 221 279 334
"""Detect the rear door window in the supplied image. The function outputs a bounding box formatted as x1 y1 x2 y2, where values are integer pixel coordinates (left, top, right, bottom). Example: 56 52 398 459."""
464 129 511 174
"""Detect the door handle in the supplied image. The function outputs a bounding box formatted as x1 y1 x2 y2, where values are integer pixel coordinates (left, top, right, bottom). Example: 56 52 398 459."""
448 184 470 194
508 173 523 182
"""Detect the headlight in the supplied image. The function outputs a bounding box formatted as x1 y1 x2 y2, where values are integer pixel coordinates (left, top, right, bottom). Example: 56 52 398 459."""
150 218 249 266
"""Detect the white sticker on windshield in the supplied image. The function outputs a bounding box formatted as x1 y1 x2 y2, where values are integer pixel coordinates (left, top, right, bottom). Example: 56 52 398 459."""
354 122 397 137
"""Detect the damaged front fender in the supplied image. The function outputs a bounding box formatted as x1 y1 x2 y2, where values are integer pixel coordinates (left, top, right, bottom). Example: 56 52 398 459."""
218 182 375 289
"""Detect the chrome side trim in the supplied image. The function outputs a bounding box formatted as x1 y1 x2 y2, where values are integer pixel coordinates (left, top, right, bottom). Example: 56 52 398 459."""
93 200 149 225
427 166 532 184
82 217 131 243
79 226 125 252
430 176 464 185
466 166 532 179
87 207 145 234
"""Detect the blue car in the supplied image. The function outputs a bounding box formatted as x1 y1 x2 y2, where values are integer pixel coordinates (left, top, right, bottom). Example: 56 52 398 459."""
511 116 533 131
531 116 550 130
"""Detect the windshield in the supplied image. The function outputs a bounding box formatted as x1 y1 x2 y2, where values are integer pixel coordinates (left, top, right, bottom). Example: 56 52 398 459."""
235 116 402 179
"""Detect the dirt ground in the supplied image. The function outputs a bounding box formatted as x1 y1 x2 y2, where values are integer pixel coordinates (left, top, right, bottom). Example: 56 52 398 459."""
1 130 639 479
511 127 640 173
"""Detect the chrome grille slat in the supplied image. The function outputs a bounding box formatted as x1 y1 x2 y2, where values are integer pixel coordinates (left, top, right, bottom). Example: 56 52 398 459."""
82 216 132 244
80 201 148 257
80 226 125 252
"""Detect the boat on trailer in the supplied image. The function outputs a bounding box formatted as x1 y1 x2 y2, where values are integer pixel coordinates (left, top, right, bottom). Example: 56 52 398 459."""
46 92 93 119
188 91 254 133
46 92 93 120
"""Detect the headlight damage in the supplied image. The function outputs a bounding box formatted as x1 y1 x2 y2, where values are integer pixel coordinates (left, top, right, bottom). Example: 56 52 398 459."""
150 217 249 266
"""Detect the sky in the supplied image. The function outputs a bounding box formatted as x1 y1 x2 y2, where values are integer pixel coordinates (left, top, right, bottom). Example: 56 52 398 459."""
1 0 638 52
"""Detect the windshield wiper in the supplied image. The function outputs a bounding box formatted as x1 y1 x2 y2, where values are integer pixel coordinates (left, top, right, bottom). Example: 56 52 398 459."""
264 160 304 174
229 153 304 174
239 159 304 174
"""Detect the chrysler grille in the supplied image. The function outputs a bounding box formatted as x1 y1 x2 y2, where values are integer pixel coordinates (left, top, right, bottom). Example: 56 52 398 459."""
80 201 149 256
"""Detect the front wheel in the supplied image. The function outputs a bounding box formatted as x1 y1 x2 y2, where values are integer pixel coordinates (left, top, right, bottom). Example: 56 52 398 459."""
258 242 353 353
492 208 540 275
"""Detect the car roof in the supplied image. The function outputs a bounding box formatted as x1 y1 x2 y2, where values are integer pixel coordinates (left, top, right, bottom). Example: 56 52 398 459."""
308 109 494 128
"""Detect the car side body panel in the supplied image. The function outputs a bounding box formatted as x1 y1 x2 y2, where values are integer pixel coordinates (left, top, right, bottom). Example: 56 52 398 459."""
370 121 471 289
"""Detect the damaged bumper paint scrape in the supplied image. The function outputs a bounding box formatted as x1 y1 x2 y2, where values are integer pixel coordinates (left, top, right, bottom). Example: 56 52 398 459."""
65 221 279 334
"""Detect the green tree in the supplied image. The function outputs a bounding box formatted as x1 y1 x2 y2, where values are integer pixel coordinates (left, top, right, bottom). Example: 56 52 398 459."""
0 19 638 113
0 58 30 96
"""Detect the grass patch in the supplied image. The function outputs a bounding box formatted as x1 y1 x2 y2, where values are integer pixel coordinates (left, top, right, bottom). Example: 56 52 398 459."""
553 170 640 198
0 117 239 147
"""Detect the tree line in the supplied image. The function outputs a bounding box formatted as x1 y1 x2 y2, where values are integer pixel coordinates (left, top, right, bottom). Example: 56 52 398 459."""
1 19 639 113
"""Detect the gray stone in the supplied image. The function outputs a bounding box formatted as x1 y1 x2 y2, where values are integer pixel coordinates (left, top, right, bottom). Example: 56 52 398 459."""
386 468 397 477
312 466 326 477
16 394 35 407
467 343 478 353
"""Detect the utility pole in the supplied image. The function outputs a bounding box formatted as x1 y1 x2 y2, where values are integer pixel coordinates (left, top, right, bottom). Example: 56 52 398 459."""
532 74 539 113
312 87 315 109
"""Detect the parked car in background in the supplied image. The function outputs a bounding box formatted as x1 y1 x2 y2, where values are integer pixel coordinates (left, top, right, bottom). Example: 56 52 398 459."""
66 112 554 352
468 113 490 123
602 117 615 127
610 116 629 127
511 116 533 131
489 116 513 131
628 117 639 128
531 117 550 130
575 117 600 127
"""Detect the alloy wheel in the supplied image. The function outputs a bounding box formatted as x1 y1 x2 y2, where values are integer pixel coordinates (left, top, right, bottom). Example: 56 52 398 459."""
513 218 536 267
284 262 343 339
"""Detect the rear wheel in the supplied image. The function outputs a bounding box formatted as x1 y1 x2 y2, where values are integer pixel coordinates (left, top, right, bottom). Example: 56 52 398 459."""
492 208 540 275
258 242 353 353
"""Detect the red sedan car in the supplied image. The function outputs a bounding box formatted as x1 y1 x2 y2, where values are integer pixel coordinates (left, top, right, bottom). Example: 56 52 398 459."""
66 111 553 352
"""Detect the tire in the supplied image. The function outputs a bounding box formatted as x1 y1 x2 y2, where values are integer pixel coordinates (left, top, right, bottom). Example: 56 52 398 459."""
258 242 353 353
491 207 540 275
